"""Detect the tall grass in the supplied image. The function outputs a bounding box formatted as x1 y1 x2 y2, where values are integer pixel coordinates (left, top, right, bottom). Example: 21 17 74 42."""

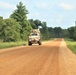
65 38 76 54
0 41 27 49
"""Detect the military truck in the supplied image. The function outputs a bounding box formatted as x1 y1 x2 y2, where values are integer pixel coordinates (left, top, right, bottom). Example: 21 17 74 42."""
28 29 42 45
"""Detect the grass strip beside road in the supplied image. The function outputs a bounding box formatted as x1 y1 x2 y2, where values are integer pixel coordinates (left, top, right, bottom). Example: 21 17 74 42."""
0 38 54 49
65 38 76 54
0 41 27 49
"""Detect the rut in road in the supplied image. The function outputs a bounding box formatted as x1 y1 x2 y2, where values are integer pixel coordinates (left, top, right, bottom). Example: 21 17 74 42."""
0 38 76 75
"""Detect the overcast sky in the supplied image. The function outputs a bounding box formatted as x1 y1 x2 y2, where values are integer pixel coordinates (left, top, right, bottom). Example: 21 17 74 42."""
0 0 76 28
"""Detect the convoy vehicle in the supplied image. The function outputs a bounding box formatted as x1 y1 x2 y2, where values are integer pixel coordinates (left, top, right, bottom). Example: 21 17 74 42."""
28 29 42 45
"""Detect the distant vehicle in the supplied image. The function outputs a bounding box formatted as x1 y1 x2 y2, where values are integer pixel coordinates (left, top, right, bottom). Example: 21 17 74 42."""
28 29 42 45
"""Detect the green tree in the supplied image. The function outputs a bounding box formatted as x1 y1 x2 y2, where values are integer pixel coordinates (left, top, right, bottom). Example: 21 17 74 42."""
73 31 76 40
0 17 5 41
54 27 62 38
72 27 76 41
62 29 69 38
41 22 49 40
10 2 32 40
34 19 42 29
28 19 36 29
0 18 21 42
68 27 75 39
29 19 42 29
48 27 54 38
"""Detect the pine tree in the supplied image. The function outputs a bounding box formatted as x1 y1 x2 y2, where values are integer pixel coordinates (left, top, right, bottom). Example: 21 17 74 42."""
10 2 32 40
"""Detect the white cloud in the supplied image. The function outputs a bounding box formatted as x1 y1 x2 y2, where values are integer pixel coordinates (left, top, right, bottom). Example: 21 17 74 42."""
36 3 50 9
0 1 16 10
59 3 74 10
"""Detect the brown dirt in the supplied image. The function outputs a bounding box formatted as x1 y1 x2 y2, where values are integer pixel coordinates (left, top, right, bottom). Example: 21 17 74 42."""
0 38 76 75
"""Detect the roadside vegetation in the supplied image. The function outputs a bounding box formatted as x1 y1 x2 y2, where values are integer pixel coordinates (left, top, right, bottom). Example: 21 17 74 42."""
0 41 27 49
65 38 76 54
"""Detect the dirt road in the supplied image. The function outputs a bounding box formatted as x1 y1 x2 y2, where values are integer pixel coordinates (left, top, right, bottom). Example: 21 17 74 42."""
0 38 76 75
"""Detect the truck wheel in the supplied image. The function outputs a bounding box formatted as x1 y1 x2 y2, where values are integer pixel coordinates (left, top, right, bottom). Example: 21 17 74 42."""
38 41 42 45
28 42 32 46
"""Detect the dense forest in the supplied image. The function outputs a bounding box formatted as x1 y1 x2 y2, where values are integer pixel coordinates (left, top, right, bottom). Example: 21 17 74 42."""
0 2 76 42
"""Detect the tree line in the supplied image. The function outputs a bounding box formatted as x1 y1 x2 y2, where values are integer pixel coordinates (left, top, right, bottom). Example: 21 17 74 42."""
0 2 76 42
